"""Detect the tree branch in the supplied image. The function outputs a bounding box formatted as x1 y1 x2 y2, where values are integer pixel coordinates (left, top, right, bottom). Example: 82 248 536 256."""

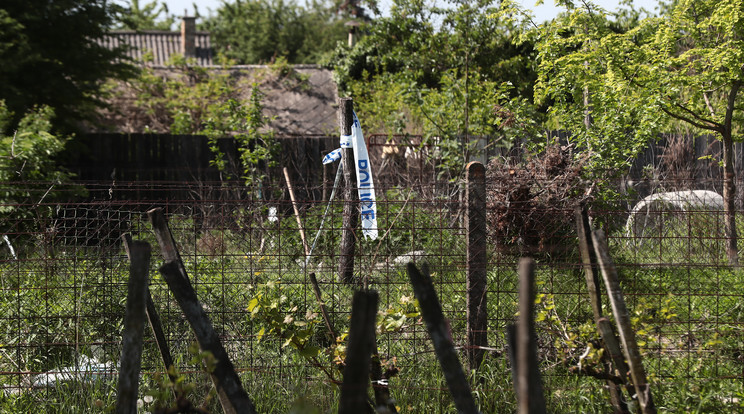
702 91 716 119
668 100 722 130
723 79 742 133
660 105 722 133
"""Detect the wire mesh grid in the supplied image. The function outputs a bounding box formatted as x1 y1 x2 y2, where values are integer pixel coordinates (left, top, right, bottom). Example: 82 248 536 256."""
0 178 742 412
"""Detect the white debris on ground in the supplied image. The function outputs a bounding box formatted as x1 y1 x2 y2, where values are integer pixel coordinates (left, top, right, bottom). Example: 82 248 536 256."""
374 250 428 270
32 355 116 388
392 250 427 266
268 206 278 222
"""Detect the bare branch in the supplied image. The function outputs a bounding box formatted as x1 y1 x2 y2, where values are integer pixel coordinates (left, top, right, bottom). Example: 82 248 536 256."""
702 91 716 119
10 131 17 158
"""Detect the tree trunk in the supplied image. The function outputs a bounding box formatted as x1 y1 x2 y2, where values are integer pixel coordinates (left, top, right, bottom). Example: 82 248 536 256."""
722 131 739 266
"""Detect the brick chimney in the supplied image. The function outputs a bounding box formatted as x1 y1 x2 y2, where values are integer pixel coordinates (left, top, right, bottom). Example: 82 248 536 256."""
181 16 196 58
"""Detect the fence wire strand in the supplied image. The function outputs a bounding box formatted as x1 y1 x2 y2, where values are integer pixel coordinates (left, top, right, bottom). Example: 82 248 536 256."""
0 177 742 412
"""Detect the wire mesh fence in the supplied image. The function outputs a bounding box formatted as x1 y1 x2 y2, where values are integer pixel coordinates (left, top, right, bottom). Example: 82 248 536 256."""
0 176 742 412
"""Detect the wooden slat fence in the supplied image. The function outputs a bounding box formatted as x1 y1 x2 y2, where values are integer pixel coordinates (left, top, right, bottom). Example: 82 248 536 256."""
68 132 744 202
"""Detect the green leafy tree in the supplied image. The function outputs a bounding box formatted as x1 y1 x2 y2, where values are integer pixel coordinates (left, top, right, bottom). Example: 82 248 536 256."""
329 0 537 99
0 0 134 132
203 0 349 64
526 0 744 264
329 0 541 180
0 102 84 229
114 0 177 31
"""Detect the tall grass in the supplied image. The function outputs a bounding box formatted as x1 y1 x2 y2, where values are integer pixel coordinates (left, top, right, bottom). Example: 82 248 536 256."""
0 199 742 412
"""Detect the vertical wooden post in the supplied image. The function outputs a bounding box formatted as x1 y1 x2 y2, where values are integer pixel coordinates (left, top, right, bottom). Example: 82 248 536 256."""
466 161 488 370
116 240 151 414
574 207 629 413
407 263 480 414
122 234 176 383
516 258 546 414
593 230 656 414
369 342 397 413
338 98 358 284
574 206 603 322
339 290 378 413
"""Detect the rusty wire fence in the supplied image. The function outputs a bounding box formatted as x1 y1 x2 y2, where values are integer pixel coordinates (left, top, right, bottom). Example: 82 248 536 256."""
0 177 742 412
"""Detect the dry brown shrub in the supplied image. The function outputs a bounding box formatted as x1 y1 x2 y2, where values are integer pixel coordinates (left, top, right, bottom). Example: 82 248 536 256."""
486 144 588 257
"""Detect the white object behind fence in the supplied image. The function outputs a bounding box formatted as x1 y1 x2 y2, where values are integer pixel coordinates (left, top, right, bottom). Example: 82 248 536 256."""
625 190 724 237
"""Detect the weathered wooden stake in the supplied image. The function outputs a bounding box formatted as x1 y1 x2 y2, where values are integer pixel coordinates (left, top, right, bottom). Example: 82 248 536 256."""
574 207 629 413
593 230 656 414
284 166 310 257
147 208 182 264
116 240 151 414
407 263 480 414
337 97 358 284
159 262 255 414
339 290 378 413
516 258 546 414
574 206 603 322
369 342 397 414
309 272 337 343
466 161 488 370
149 209 256 414
122 233 177 383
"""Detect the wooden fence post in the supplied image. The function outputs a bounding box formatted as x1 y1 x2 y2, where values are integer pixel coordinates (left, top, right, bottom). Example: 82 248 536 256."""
337 98 358 284
284 166 310 257
574 207 629 413
309 272 337 343
369 340 397 413
407 263 480 414
592 230 656 414
122 234 177 383
115 240 151 414
339 290 378 413
516 258 546 414
148 209 256 414
466 161 488 370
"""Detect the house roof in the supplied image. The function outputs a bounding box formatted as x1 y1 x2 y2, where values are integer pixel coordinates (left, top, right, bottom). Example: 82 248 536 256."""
97 19 338 137
101 30 213 66
94 65 339 137
257 65 339 136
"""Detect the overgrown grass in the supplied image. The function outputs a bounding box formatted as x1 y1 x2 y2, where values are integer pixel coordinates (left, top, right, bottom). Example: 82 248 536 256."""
0 198 743 412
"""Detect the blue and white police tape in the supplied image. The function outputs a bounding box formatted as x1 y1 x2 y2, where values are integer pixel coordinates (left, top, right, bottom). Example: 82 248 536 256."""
322 148 342 164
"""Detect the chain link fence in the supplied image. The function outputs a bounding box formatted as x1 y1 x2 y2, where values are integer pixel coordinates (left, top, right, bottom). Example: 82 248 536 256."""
0 176 742 412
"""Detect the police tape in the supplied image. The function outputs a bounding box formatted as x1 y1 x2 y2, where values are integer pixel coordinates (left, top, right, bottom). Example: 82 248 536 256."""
320 113 378 240
352 111 378 240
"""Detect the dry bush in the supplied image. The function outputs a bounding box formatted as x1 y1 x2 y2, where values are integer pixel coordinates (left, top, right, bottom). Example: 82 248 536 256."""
486 144 588 257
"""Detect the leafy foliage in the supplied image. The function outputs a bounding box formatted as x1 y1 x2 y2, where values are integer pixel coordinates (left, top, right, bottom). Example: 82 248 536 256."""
0 0 134 131
204 85 280 186
103 54 280 186
203 0 349 64
247 281 323 359
0 102 84 223
328 0 542 180
525 0 744 261
113 0 177 31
